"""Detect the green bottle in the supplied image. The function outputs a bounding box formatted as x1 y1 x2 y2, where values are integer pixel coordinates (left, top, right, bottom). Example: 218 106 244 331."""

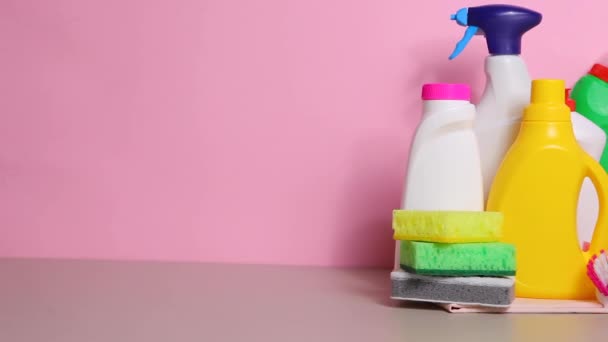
571 63 608 171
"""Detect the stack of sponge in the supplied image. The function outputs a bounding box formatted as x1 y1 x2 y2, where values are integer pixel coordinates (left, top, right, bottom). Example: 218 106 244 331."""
391 211 516 307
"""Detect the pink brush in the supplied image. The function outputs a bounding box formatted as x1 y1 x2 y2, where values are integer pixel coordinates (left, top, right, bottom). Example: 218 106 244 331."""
587 250 608 306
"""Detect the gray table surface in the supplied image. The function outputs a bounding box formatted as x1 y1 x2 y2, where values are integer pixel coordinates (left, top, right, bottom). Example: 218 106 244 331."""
0 259 606 341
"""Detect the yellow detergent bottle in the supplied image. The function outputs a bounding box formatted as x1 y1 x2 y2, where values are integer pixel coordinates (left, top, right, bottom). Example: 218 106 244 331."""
487 79 608 300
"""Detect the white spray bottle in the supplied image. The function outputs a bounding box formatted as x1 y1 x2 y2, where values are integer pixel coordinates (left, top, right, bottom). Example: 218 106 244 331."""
448 5 542 202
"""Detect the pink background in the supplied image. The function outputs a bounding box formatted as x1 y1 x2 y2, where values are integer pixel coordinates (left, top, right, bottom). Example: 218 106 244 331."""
0 0 605 267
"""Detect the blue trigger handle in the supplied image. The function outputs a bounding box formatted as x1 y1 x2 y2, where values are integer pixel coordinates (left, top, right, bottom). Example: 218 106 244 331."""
449 26 478 60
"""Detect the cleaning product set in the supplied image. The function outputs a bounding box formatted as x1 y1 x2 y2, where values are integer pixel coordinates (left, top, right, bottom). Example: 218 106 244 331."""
393 4 608 313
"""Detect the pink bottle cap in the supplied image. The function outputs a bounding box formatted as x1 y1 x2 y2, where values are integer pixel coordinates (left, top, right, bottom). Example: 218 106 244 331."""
422 83 471 101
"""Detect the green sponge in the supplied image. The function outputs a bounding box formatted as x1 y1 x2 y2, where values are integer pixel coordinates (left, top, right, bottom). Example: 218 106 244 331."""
392 210 503 243
400 240 516 276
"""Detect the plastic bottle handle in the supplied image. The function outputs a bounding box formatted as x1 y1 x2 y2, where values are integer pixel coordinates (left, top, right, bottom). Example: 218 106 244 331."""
583 152 608 258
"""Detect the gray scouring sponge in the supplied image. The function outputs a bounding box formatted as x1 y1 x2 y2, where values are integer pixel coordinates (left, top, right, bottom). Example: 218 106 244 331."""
391 269 514 307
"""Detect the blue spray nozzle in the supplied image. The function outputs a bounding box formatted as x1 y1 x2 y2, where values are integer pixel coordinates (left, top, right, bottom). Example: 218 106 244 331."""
448 5 542 59
450 8 469 26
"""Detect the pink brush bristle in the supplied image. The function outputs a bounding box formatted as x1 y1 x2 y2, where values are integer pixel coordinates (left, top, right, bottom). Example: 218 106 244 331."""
588 271 605 295
587 252 608 297
587 268 602 292
588 267 608 295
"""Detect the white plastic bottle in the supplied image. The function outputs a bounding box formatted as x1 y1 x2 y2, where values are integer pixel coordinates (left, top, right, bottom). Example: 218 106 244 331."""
394 84 483 269
475 56 531 199
568 91 607 248
448 5 543 201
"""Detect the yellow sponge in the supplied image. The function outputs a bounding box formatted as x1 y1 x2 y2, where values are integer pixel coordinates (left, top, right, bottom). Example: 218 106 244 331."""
392 210 503 243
